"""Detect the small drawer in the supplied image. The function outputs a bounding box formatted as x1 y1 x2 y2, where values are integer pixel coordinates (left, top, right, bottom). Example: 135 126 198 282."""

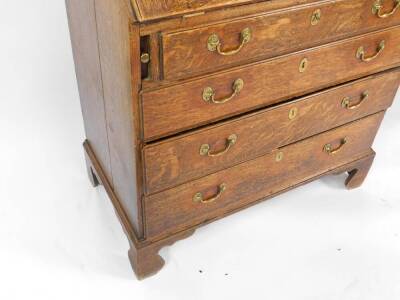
142 26 400 141
144 112 385 240
143 69 400 194
161 0 400 80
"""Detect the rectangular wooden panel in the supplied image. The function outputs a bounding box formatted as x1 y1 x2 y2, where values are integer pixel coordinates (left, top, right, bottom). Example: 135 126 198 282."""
132 0 259 21
144 69 400 194
66 0 113 183
94 0 144 236
145 112 385 240
162 0 400 79
142 26 400 141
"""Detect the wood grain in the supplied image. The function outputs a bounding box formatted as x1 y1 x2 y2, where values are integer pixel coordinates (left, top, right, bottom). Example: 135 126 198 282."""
66 0 113 184
132 0 266 21
84 134 376 279
142 26 400 141
145 112 385 240
143 69 400 194
68 0 400 280
139 0 326 34
67 0 146 236
128 229 195 279
161 0 400 80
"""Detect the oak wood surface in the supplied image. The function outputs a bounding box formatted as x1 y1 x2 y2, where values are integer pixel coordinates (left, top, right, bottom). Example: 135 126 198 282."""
143 69 400 194
68 0 400 280
67 0 145 236
138 0 329 34
128 229 195 279
85 135 376 278
161 0 400 80
344 151 376 189
66 0 113 184
145 112 385 240
142 26 400 141
95 0 145 236
132 0 265 21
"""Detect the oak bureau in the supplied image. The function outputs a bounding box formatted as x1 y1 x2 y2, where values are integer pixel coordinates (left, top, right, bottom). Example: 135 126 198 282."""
66 0 400 279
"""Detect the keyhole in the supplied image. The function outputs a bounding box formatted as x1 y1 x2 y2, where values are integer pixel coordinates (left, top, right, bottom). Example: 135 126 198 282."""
311 9 321 25
299 58 308 73
289 107 298 120
276 152 284 162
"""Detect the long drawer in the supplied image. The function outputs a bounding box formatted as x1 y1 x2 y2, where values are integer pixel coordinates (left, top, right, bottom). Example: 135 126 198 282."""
161 0 400 80
142 26 400 141
145 112 385 240
143 69 400 194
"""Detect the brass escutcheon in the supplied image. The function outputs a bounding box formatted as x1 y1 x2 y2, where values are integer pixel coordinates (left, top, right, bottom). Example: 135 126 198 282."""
275 152 284 162
311 9 322 25
299 58 309 73
289 107 298 120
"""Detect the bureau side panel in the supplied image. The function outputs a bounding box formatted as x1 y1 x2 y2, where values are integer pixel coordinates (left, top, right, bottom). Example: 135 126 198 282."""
94 0 144 237
66 0 113 184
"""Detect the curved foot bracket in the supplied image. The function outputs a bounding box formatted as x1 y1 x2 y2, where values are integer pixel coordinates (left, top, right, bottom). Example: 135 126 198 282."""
330 150 376 190
345 151 375 189
128 230 195 280
83 140 196 280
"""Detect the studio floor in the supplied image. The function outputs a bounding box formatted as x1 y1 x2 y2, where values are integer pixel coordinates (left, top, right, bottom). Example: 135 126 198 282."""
1 1 400 299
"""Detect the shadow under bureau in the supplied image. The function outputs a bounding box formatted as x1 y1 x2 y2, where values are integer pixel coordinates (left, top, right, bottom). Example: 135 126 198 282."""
66 0 400 279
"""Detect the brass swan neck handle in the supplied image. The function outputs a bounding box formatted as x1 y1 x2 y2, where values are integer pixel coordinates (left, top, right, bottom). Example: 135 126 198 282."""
203 79 244 104
342 91 369 110
207 28 252 56
200 134 238 157
324 138 348 155
356 40 385 62
193 184 227 204
373 0 400 18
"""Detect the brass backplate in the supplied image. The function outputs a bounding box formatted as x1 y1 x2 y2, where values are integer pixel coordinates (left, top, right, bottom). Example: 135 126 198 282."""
372 0 380 14
199 144 211 156
193 192 203 202
140 53 150 64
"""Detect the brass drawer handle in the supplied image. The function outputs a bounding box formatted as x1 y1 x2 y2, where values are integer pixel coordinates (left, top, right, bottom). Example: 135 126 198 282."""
356 40 385 62
200 134 237 157
341 91 369 110
207 28 252 56
373 0 400 18
324 137 348 155
203 79 244 104
193 183 227 204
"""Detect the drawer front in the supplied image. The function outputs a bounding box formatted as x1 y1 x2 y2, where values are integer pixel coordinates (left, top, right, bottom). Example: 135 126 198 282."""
145 112 384 239
143 26 400 141
144 69 400 194
162 0 400 80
